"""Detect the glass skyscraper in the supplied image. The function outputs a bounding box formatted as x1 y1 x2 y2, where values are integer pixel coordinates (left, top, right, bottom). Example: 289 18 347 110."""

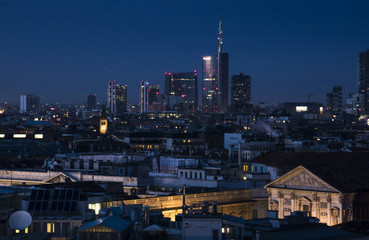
202 56 219 113
358 49 369 114
164 71 198 112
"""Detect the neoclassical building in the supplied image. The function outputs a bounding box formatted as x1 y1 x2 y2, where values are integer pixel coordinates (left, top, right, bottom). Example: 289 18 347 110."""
265 165 355 226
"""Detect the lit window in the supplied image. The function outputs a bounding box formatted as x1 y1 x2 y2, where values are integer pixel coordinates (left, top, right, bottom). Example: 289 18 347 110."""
47 223 55 233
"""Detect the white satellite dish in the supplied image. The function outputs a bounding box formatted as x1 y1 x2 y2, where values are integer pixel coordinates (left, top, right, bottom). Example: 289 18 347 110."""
9 211 32 230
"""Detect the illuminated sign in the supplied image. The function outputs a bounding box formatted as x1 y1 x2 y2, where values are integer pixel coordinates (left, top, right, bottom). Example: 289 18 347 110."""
13 134 26 139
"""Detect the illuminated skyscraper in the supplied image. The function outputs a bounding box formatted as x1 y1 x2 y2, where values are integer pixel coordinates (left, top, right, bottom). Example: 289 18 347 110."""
116 84 128 113
231 73 251 113
107 80 116 113
326 85 343 117
164 71 198 112
202 56 219 113
201 17 229 113
358 49 369 114
140 81 149 113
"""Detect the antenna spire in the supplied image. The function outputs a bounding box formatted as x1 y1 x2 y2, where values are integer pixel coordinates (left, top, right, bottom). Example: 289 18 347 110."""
218 15 223 55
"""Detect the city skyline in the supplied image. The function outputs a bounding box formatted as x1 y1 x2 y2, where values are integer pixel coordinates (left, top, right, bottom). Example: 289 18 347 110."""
1 1 369 105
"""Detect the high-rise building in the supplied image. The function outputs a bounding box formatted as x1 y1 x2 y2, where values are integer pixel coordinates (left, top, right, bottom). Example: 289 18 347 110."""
202 17 229 113
358 49 369 114
107 80 116 113
148 85 160 105
231 73 251 113
140 81 149 113
202 55 219 113
346 93 364 115
116 84 128 113
326 85 343 117
87 94 97 109
20 94 40 113
164 71 198 112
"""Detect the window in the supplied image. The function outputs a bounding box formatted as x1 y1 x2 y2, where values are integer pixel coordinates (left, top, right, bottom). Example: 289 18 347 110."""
185 172 188 178
180 171 183 177
199 172 202 179
190 172 192 178
255 166 258 172
47 223 55 233
194 172 197 179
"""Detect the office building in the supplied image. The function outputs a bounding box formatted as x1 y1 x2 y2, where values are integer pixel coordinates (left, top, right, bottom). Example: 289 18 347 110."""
107 80 116 113
87 94 96 109
116 84 128 113
326 85 343 117
231 73 251 113
20 94 40 113
164 71 198 112
202 17 229 113
148 85 160 105
100 105 108 134
140 81 149 113
358 49 369 114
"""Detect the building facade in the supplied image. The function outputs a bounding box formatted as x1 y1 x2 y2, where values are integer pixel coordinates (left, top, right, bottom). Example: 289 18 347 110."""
164 71 198 112
115 84 127 113
20 94 40 113
358 49 369 114
265 166 354 226
107 80 116 113
231 73 251 113
326 85 343 117
140 81 149 113
87 94 96 109
148 84 160 105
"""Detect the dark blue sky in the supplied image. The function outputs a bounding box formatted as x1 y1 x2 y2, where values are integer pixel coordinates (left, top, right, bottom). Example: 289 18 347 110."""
1 0 369 105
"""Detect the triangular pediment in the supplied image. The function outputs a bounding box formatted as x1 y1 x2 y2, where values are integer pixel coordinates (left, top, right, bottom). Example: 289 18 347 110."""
43 172 76 184
265 166 340 193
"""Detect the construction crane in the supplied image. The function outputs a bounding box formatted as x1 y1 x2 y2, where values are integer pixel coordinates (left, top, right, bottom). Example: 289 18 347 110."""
307 93 315 102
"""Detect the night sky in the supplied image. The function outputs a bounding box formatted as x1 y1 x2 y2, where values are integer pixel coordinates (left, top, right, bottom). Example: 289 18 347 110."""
1 0 369 106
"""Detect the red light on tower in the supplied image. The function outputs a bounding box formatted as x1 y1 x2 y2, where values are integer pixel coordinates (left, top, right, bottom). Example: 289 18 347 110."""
181 94 185 98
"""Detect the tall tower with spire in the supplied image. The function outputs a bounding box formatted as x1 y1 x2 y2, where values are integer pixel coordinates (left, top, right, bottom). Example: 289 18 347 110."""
202 16 229 113
217 16 229 113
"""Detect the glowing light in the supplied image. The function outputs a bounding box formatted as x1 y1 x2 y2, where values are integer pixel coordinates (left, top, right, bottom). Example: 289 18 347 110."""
34 134 43 139
13 134 26 139
0 134 5 138
296 106 308 112
203 56 212 60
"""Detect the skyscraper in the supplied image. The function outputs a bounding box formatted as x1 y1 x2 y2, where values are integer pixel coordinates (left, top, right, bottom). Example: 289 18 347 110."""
358 49 369 114
164 71 198 112
217 17 229 113
231 73 251 113
202 17 229 113
140 81 149 113
107 80 116 113
148 85 160 105
116 84 128 113
87 94 97 109
202 55 218 113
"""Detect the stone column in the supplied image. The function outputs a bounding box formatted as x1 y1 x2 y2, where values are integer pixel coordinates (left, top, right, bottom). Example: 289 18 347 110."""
313 193 319 218
278 191 284 219
327 195 332 226
267 190 272 210
338 195 343 224
291 192 296 212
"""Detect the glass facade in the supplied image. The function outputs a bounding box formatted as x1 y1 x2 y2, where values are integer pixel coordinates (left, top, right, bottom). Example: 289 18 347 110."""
115 84 128 113
202 55 218 113
164 71 198 112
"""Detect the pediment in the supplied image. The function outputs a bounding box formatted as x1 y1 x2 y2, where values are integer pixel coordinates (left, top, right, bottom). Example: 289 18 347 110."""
265 166 340 193
43 172 76 184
